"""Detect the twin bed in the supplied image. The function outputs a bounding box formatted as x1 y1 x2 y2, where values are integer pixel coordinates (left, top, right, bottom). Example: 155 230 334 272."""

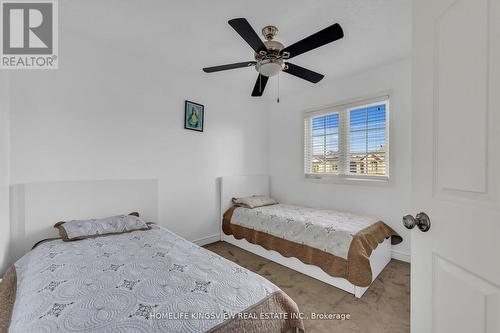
220 175 401 298
2 179 304 333
1 220 304 333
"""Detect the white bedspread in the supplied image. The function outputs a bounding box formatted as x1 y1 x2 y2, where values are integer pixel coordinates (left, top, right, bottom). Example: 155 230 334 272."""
231 204 378 259
8 225 280 333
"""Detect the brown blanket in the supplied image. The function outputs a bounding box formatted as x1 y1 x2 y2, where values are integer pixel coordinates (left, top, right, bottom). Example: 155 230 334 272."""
223 206 402 287
209 290 304 333
0 266 16 333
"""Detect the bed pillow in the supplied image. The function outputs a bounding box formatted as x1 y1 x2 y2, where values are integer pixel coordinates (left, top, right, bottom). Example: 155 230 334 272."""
54 212 149 241
232 195 278 209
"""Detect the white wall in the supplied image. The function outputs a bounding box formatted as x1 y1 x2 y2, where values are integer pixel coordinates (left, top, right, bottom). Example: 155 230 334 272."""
268 59 412 259
7 19 269 264
0 73 10 273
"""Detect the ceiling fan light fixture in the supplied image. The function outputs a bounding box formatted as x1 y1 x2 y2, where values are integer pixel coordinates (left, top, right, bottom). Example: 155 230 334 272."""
255 58 285 77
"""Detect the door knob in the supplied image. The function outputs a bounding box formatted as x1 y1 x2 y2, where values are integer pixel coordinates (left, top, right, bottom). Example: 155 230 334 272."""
402 212 431 232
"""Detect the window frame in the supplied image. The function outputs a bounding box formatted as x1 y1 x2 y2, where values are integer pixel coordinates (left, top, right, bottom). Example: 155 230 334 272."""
303 94 391 183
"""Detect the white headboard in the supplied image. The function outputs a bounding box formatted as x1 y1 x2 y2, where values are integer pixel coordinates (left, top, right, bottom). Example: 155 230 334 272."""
219 175 269 221
9 178 158 262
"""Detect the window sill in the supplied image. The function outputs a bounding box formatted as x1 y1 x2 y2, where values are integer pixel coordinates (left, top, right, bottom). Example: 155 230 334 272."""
304 173 390 185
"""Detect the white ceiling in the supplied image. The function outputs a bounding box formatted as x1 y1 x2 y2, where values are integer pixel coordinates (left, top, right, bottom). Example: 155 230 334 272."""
62 0 411 98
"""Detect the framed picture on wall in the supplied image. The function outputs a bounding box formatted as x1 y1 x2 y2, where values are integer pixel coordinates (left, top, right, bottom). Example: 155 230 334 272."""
184 100 204 132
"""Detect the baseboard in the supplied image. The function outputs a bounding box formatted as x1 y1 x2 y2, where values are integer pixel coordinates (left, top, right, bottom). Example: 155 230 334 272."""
391 249 411 263
192 234 221 246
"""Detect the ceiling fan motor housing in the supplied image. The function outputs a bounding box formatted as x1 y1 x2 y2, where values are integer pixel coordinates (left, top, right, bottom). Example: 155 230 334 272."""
255 33 286 77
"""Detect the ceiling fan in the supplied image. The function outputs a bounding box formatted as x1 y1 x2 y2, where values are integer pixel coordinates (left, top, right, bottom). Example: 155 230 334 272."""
202 18 344 97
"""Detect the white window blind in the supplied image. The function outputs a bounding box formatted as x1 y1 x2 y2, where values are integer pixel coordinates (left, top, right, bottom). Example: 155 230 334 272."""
304 96 389 179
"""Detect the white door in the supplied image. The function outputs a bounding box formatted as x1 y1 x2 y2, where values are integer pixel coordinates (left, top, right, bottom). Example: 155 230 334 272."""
411 0 500 332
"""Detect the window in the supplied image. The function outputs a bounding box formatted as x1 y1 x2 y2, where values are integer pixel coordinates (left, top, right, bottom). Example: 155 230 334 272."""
310 113 339 173
304 96 389 180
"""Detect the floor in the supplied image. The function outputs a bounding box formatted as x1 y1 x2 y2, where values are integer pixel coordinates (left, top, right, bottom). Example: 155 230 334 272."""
205 241 410 333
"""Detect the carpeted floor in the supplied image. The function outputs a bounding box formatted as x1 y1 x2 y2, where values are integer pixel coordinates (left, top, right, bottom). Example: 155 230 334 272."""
204 241 410 333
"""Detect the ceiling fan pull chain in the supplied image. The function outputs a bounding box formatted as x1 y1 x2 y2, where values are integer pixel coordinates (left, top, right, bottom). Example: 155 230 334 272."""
277 73 280 103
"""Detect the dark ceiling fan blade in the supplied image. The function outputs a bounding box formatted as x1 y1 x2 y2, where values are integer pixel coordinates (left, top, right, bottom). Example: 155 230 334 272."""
251 74 269 96
228 18 267 54
283 62 324 83
203 61 256 73
281 23 343 59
